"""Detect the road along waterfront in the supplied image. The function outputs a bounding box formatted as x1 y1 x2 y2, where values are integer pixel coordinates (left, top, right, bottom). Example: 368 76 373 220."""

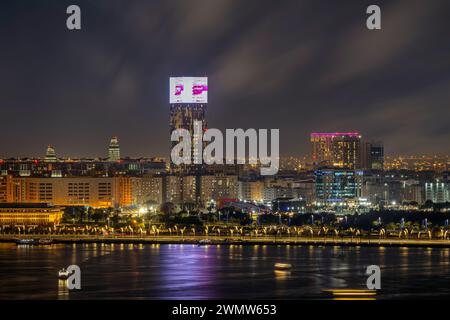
2 234 450 248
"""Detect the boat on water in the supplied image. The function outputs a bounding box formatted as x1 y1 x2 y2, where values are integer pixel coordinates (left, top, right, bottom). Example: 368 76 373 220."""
15 238 53 245
15 238 37 245
198 239 212 246
274 263 292 270
38 239 53 245
58 268 70 280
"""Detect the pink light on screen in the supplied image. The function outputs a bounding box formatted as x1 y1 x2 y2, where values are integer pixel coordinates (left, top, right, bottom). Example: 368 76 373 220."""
192 85 208 95
174 85 184 96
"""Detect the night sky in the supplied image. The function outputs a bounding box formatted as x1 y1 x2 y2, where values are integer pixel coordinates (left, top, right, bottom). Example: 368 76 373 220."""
1 0 449 158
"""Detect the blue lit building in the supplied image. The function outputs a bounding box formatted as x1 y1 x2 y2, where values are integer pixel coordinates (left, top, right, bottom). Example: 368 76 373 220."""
314 169 362 201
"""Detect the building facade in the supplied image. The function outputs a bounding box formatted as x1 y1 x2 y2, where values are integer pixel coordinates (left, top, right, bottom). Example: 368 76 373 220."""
425 180 449 203
0 203 64 226
200 175 238 205
315 169 362 201
362 141 384 170
1 176 133 208
108 136 121 161
169 104 207 172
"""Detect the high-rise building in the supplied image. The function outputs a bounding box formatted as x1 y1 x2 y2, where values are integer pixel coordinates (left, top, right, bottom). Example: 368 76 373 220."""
44 145 57 162
311 132 361 169
164 175 183 204
238 180 264 202
169 105 207 167
425 180 449 203
200 174 238 205
315 169 362 201
139 175 163 206
362 141 384 170
169 77 208 172
108 136 121 161
168 77 208 206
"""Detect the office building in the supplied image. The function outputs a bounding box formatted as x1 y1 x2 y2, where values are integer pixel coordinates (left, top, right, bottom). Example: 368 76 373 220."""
315 169 362 201
108 136 121 161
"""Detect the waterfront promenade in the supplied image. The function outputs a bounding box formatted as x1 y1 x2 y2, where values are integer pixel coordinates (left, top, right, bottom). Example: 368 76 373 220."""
2 234 450 248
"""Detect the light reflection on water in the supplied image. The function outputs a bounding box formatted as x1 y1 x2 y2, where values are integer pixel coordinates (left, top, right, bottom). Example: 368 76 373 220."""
0 243 449 299
58 279 69 300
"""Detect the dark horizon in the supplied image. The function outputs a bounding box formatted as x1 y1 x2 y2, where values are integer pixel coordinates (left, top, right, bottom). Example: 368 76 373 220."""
1 0 450 159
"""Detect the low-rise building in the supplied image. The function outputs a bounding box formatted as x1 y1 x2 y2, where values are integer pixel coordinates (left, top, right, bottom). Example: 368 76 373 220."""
0 203 64 226
1 176 133 208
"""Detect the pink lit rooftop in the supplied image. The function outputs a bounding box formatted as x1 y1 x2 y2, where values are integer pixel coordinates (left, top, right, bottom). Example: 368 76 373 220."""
311 132 361 137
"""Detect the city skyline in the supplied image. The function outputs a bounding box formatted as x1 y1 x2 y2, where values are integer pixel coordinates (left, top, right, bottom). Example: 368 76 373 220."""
1 137 450 160
2 0 450 306
1 0 450 158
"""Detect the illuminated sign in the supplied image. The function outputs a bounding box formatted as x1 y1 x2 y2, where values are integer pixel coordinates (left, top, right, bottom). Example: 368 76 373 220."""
169 77 208 104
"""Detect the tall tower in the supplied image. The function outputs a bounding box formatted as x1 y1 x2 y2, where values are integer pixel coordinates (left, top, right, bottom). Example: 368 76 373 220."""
169 77 208 172
108 136 121 161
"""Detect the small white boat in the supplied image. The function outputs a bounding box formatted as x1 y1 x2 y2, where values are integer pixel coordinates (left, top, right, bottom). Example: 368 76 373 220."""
198 239 212 246
274 263 292 270
15 239 36 245
58 268 70 280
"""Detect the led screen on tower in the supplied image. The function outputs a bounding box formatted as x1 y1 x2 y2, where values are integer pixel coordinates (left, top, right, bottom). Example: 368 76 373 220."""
169 77 208 104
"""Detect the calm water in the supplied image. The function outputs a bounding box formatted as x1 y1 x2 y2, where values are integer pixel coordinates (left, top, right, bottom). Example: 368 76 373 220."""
0 243 449 299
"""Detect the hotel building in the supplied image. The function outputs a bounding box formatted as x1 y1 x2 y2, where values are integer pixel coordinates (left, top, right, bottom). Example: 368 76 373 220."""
311 132 362 169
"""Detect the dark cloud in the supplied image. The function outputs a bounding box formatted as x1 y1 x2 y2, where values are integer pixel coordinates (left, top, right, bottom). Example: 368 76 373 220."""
0 0 449 158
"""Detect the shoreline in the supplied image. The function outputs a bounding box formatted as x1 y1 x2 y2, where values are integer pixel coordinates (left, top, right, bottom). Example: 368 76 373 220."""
1 235 450 248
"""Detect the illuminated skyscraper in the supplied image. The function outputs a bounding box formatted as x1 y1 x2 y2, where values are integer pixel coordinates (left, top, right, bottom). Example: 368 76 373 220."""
169 77 208 172
315 169 362 201
169 104 207 145
311 132 361 169
108 136 121 161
